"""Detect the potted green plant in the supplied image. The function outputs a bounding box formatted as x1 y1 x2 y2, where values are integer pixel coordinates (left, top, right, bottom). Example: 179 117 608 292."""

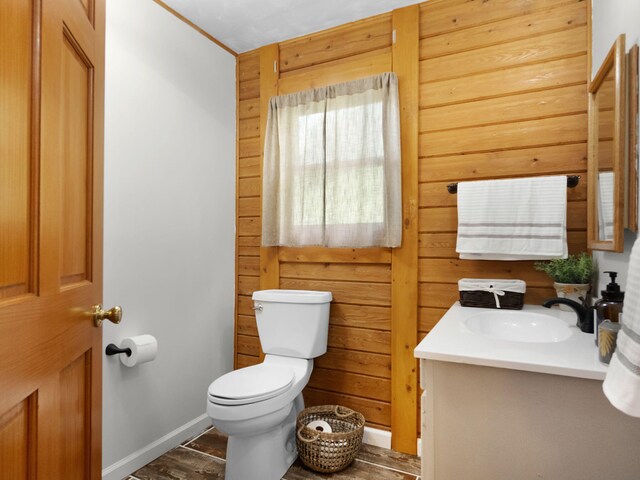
535 253 594 311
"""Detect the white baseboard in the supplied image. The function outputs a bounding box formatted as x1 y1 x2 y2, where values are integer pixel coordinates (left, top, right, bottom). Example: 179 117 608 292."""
102 414 212 480
362 426 422 458
362 426 391 449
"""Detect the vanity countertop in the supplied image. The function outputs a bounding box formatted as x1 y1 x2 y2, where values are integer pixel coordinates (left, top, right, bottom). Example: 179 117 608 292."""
414 303 608 380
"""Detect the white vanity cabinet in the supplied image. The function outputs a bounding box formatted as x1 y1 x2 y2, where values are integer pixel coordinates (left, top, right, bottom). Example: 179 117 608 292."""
416 303 640 480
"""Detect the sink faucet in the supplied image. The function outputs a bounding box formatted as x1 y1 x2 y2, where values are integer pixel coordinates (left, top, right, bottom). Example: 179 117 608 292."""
542 298 594 333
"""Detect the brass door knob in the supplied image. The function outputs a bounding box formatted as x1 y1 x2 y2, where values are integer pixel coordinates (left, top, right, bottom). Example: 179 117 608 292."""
92 304 123 327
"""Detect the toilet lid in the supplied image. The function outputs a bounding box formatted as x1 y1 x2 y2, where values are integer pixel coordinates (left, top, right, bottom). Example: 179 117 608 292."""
208 364 294 406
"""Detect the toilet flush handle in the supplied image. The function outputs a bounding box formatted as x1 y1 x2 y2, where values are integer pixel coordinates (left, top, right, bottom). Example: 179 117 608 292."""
252 304 263 312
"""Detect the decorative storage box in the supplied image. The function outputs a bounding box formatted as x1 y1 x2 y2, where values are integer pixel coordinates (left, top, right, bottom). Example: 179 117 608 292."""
458 279 526 310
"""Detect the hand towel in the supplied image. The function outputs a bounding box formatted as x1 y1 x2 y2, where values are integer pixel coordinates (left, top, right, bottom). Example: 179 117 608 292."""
603 240 640 417
598 171 615 241
456 176 568 260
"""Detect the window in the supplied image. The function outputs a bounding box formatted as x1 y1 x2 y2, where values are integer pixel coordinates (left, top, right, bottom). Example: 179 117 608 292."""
262 73 402 248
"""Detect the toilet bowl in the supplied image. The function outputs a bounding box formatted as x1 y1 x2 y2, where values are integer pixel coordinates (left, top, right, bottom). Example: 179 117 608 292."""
207 355 311 479
207 289 332 480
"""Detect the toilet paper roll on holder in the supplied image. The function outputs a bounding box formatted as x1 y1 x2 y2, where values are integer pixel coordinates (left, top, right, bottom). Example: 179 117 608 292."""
105 344 131 357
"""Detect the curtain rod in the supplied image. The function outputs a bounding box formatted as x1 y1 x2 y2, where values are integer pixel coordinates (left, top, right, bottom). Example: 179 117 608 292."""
446 175 581 194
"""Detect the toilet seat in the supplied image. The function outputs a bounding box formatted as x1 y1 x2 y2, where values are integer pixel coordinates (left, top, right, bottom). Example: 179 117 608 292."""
208 363 294 406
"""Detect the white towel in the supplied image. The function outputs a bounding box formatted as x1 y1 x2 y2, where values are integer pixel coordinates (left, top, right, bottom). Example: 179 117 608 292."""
598 171 615 241
603 240 640 417
456 176 568 260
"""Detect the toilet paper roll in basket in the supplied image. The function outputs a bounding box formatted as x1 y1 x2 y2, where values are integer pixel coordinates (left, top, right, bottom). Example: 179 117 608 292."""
120 334 158 367
306 420 332 434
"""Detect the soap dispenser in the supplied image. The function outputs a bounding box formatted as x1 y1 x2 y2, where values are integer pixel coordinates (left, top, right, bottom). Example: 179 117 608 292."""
594 271 624 345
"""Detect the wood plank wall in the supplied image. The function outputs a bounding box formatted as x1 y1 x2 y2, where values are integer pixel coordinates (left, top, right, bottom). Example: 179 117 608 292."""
417 0 588 338
237 13 397 433
235 0 588 452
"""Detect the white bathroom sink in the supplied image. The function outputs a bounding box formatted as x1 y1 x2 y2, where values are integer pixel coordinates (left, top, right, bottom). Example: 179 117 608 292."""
464 310 573 343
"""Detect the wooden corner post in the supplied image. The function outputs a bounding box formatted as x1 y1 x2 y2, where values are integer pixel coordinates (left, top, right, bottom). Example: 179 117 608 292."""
259 44 280 292
391 5 419 454
259 44 280 359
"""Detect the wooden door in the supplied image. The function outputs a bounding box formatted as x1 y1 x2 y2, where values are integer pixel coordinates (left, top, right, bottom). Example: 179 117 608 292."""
0 0 105 478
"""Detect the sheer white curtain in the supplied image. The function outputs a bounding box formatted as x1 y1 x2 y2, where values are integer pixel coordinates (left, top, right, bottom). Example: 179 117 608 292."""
262 72 402 248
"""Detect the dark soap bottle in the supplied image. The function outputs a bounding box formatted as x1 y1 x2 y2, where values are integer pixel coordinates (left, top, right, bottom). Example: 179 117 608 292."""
594 271 624 346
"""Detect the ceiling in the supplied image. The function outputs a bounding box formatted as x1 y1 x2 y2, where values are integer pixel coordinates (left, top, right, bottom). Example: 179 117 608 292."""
160 0 422 53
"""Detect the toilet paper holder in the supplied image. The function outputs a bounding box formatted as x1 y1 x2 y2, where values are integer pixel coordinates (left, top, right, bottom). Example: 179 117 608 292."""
107 335 158 367
105 343 132 357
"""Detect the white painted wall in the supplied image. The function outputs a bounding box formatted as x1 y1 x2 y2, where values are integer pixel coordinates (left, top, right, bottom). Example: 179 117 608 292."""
591 0 640 293
102 0 235 478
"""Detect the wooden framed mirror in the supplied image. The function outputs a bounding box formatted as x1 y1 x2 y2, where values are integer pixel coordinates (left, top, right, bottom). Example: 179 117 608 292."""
588 34 626 252
629 44 639 232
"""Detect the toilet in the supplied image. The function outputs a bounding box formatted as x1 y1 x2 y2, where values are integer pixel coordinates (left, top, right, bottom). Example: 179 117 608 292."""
207 289 332 480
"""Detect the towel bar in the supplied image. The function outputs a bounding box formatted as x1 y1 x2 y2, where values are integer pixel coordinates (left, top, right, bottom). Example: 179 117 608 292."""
446 175 580 194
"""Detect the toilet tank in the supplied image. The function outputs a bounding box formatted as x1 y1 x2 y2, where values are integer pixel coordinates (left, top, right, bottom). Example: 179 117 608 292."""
252 290 332 358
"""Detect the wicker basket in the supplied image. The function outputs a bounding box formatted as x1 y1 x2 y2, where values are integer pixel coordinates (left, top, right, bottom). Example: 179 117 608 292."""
458 279 526 310
296 405 365 473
